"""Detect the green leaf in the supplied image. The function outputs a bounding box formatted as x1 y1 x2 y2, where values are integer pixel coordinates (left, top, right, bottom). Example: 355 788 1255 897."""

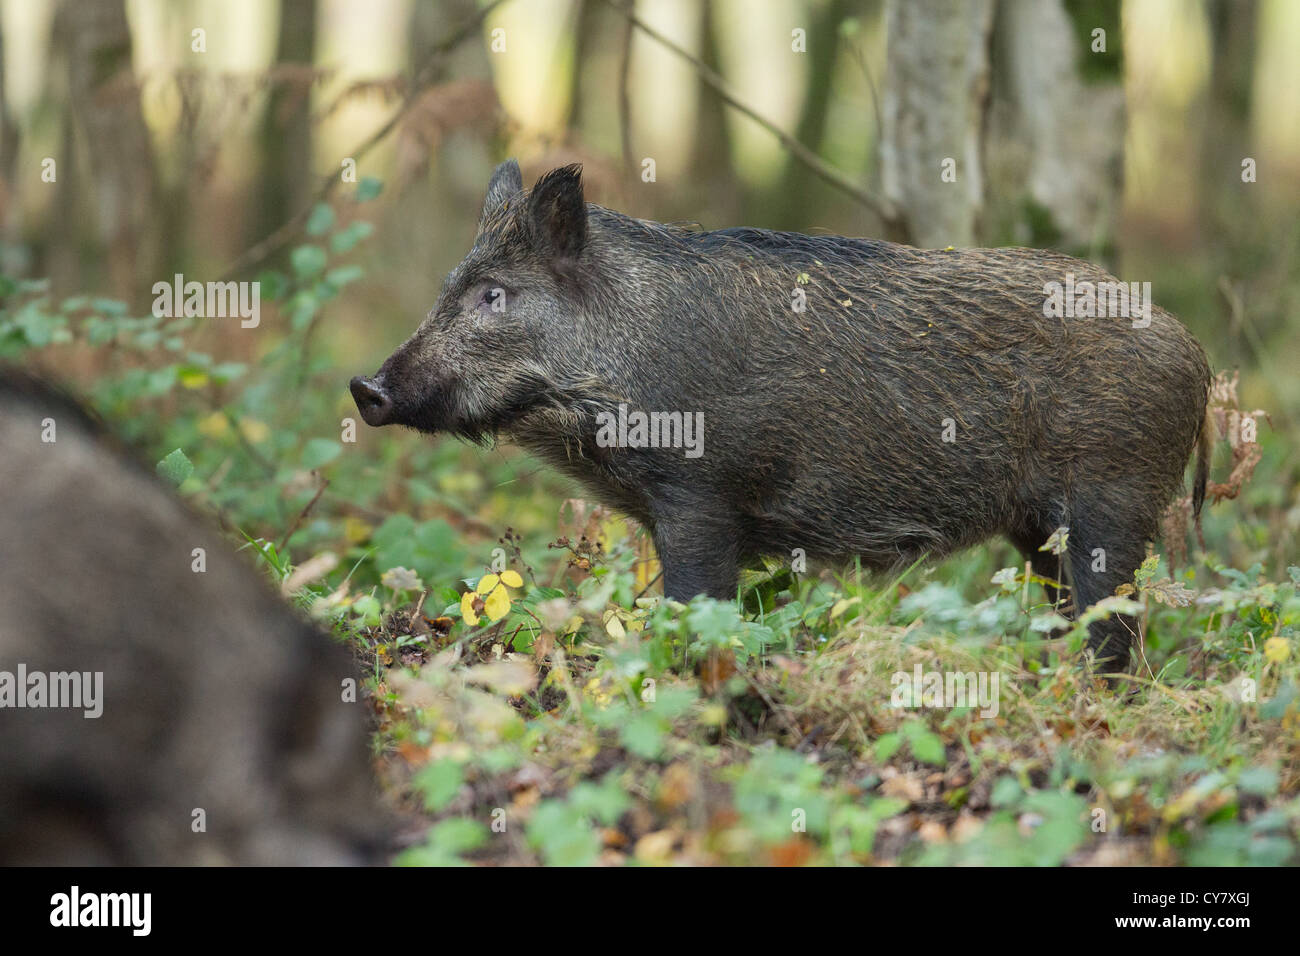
908 727 946 766
1260 680 1296 720
305 203 335 237
156 449 194 486
355 176 383 201
301 438 342 469
351 594 382 627
290 244 327 278
330 221 374 253
1236 766 1279 796
990 776 1023 808
144 364 178 395
90 297 128 316
371 516 465 581
568 775 631 825
289 292 319 330
324 265 364 290
255 269 289 301
412 759 464 812
526 801 600 866
874 733 902 762
210 362 248 383
620 712 665 759
395 818 487 866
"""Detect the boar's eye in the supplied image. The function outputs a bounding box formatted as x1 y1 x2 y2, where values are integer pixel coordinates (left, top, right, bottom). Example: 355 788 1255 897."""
476 283 508 314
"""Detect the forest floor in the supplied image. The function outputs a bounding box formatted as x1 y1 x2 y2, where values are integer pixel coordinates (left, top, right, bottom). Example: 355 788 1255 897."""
352 523 1300 867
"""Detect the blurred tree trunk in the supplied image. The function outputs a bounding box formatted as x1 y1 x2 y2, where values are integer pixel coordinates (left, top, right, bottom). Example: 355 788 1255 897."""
254 0 317 246
56 0 159 300
771 0 853 230
407 0 441 72
983 0 1125 262
0 16 24 277
689 0 742 226
880 0 994 247
568 0 597 130
1201 0 1259 366
1200 0 1257 236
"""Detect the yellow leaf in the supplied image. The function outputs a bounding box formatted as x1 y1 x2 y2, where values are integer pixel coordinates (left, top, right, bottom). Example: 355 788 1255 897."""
460 591 480 626
197 411 229 438
499 569 524 588
1264 637 1290 663
476 573 500 595
603 609 626 639
483 587 511 622
830 596 860 620
179 369 209 389
699 703 728 727
239 419 270 444
344 517 373 544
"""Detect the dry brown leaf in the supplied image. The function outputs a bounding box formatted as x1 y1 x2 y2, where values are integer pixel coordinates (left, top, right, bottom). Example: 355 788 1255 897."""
880 773 924 803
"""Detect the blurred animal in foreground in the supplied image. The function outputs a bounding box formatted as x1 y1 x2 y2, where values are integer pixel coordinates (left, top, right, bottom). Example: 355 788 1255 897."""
0 369 384 864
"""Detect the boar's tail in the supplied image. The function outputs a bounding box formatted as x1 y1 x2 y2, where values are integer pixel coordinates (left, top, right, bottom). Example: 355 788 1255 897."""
1193 398 1213 519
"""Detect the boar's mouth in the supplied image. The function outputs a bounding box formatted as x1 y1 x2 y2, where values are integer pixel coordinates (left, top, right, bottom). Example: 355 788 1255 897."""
454 370 618 444
350 369 619 446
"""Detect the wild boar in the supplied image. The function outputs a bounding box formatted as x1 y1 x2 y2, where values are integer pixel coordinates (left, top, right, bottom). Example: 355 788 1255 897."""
351 160 1212 673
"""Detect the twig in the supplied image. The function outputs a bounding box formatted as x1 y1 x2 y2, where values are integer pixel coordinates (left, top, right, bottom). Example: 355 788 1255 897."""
278 473 328 552
218 0 510 281
843 33 884 156
635 569 663 600
601 0 901 229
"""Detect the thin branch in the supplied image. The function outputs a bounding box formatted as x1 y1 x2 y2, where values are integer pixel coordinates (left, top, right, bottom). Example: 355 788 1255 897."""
279 474 329 552
635 569 663 601
617 0 634 170
601 0 900 228
218 0 510 281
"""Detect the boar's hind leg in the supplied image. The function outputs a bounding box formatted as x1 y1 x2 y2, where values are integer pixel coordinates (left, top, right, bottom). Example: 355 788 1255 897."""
1065 513 1147 675
652 512 741 603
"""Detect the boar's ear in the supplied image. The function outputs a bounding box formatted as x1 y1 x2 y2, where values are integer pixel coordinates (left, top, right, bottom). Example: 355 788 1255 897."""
528 164 587 262
480 159 524 224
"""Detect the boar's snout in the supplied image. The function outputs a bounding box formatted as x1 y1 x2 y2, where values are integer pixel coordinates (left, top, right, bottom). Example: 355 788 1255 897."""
349 375 394 427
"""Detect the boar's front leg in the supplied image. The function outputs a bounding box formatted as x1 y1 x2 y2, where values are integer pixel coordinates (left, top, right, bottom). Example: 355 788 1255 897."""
650 509 741 603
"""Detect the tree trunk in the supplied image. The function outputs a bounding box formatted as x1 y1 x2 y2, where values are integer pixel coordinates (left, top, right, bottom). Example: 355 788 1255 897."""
689 0 742 227
254 0 318 247
1200 0 1257 235
0 15 24 277
880 0 995 248
57 0 159 300
983 0 1125 261
771 0 854 230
